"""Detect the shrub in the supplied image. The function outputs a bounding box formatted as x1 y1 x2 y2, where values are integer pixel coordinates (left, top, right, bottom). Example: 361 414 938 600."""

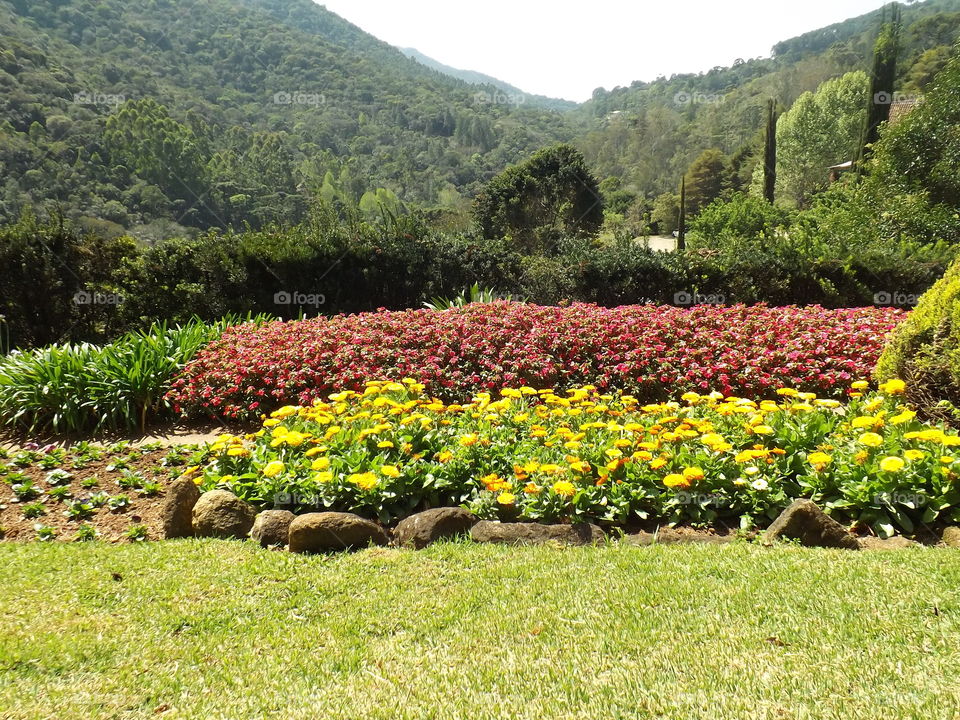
169 302 904 421
876 255 960 419
198 379 960 536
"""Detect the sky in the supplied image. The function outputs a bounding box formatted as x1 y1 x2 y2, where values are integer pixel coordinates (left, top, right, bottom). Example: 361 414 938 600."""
316 0 887 102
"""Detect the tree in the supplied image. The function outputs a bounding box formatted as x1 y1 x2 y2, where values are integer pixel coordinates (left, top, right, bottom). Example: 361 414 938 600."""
677 176 687 251
473 144 604 254
776 71 869 206
683 148 727 217
763 100 778 203
860 8 902 165
870 46 960 209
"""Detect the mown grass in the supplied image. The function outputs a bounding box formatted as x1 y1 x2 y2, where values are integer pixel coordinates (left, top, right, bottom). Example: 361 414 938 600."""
1 541 959 719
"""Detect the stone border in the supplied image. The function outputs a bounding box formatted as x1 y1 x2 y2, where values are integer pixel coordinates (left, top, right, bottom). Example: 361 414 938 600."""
168 490 950 553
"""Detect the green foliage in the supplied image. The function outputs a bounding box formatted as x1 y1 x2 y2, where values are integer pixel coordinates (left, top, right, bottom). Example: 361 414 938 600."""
775 71 869 206
0 317 264 434
473 144 604 254
870 44 960 208
683 149 729 217
876 254 960 418
423 284 516 310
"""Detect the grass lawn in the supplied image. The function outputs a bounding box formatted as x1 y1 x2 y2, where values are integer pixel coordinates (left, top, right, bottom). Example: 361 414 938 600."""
2 542 960 719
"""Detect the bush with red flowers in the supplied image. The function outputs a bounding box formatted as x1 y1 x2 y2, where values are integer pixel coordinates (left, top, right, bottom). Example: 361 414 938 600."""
167 302 905 420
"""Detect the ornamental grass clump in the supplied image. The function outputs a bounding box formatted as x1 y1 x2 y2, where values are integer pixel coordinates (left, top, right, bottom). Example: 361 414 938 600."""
196 378 960 537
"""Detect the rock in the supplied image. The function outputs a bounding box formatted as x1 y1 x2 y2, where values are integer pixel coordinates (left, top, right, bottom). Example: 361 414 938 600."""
623 528 734 546
942 527 960 548
470 521 605 546
161 477 201 539
763 500 860 550
288 512 389 553
858 535 919 551
393 507 477 549
251 510 295 548
191 490 256 540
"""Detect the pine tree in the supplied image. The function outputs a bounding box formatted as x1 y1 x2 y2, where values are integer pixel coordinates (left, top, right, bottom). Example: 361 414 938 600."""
860 4 902 166
677 176 686 251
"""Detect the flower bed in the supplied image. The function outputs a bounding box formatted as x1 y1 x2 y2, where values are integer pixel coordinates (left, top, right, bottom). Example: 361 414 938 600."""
196 378 960 537
168 303 904 420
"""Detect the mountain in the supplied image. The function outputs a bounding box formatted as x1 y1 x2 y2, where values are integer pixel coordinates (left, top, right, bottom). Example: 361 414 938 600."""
0 0 571 236
0 0 958 238
399 47 577 111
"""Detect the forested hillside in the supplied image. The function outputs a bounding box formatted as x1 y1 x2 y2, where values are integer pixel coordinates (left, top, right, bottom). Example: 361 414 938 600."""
0 0 571 237
0 0 959 238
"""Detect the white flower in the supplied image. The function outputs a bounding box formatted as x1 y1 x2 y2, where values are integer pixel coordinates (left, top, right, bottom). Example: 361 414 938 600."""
750 478 770 491
733 478 748 487
745 466 760 476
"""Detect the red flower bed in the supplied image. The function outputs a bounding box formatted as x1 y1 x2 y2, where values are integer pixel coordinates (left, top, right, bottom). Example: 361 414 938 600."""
168 303 906 420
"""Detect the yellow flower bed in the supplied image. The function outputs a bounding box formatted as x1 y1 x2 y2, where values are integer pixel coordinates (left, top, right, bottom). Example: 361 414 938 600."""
198 379 960 536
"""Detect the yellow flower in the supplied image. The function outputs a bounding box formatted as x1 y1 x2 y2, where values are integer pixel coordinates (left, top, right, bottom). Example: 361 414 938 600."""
377 440 395 449
903 450 925 462
311 457 331 471
437 450 453 463
890 410 917 425
851 380 869 390
349 472 378 490
497 492 516 506
380 465 401 478
776 388 798 397
879 456 905 473
807 452 832 472
858 432 883 448
879 379 906 395
941 456 956 465
459 434 479 447
854 451 868 465
650 457 668 470
226 447 249 457
552 480 576 497
751 425 774 436
262 461 285 478
270 405 299 419
663 473 691 490
682 467 705 482
524 482 541 495
313 471 334 484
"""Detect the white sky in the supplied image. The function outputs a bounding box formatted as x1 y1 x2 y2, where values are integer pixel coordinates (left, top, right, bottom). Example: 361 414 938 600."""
316 0 887 101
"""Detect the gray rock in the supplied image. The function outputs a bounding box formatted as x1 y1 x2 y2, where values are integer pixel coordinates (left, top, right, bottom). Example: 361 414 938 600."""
191 490 256 540
470 521 605 546
161 477 201 539
858 535 919 551
251 510 295 548
763 500 860 549
393 507 477 549
288 512 389 553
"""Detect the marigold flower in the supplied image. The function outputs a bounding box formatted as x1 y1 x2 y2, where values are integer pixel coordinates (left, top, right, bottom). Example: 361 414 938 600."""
380 465 401 478
663 474 691 489
683 467 705 482
459 434 479 447
552 480 576 497
858 432 883 448
311 457 331 471
349 472 378 490
497 492 516 506
879 379 906 395
879 456 905 473
262 461 285 478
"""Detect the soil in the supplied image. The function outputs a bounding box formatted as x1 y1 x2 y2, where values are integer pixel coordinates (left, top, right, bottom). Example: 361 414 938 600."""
0 443 201 542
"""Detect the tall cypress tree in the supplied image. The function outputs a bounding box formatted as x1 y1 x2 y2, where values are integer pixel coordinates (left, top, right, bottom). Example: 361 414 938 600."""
763 99 778 204
859 5 902 166
677 176 686 251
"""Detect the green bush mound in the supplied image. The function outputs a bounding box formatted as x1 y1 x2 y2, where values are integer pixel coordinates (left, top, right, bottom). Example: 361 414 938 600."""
877 256 960 419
